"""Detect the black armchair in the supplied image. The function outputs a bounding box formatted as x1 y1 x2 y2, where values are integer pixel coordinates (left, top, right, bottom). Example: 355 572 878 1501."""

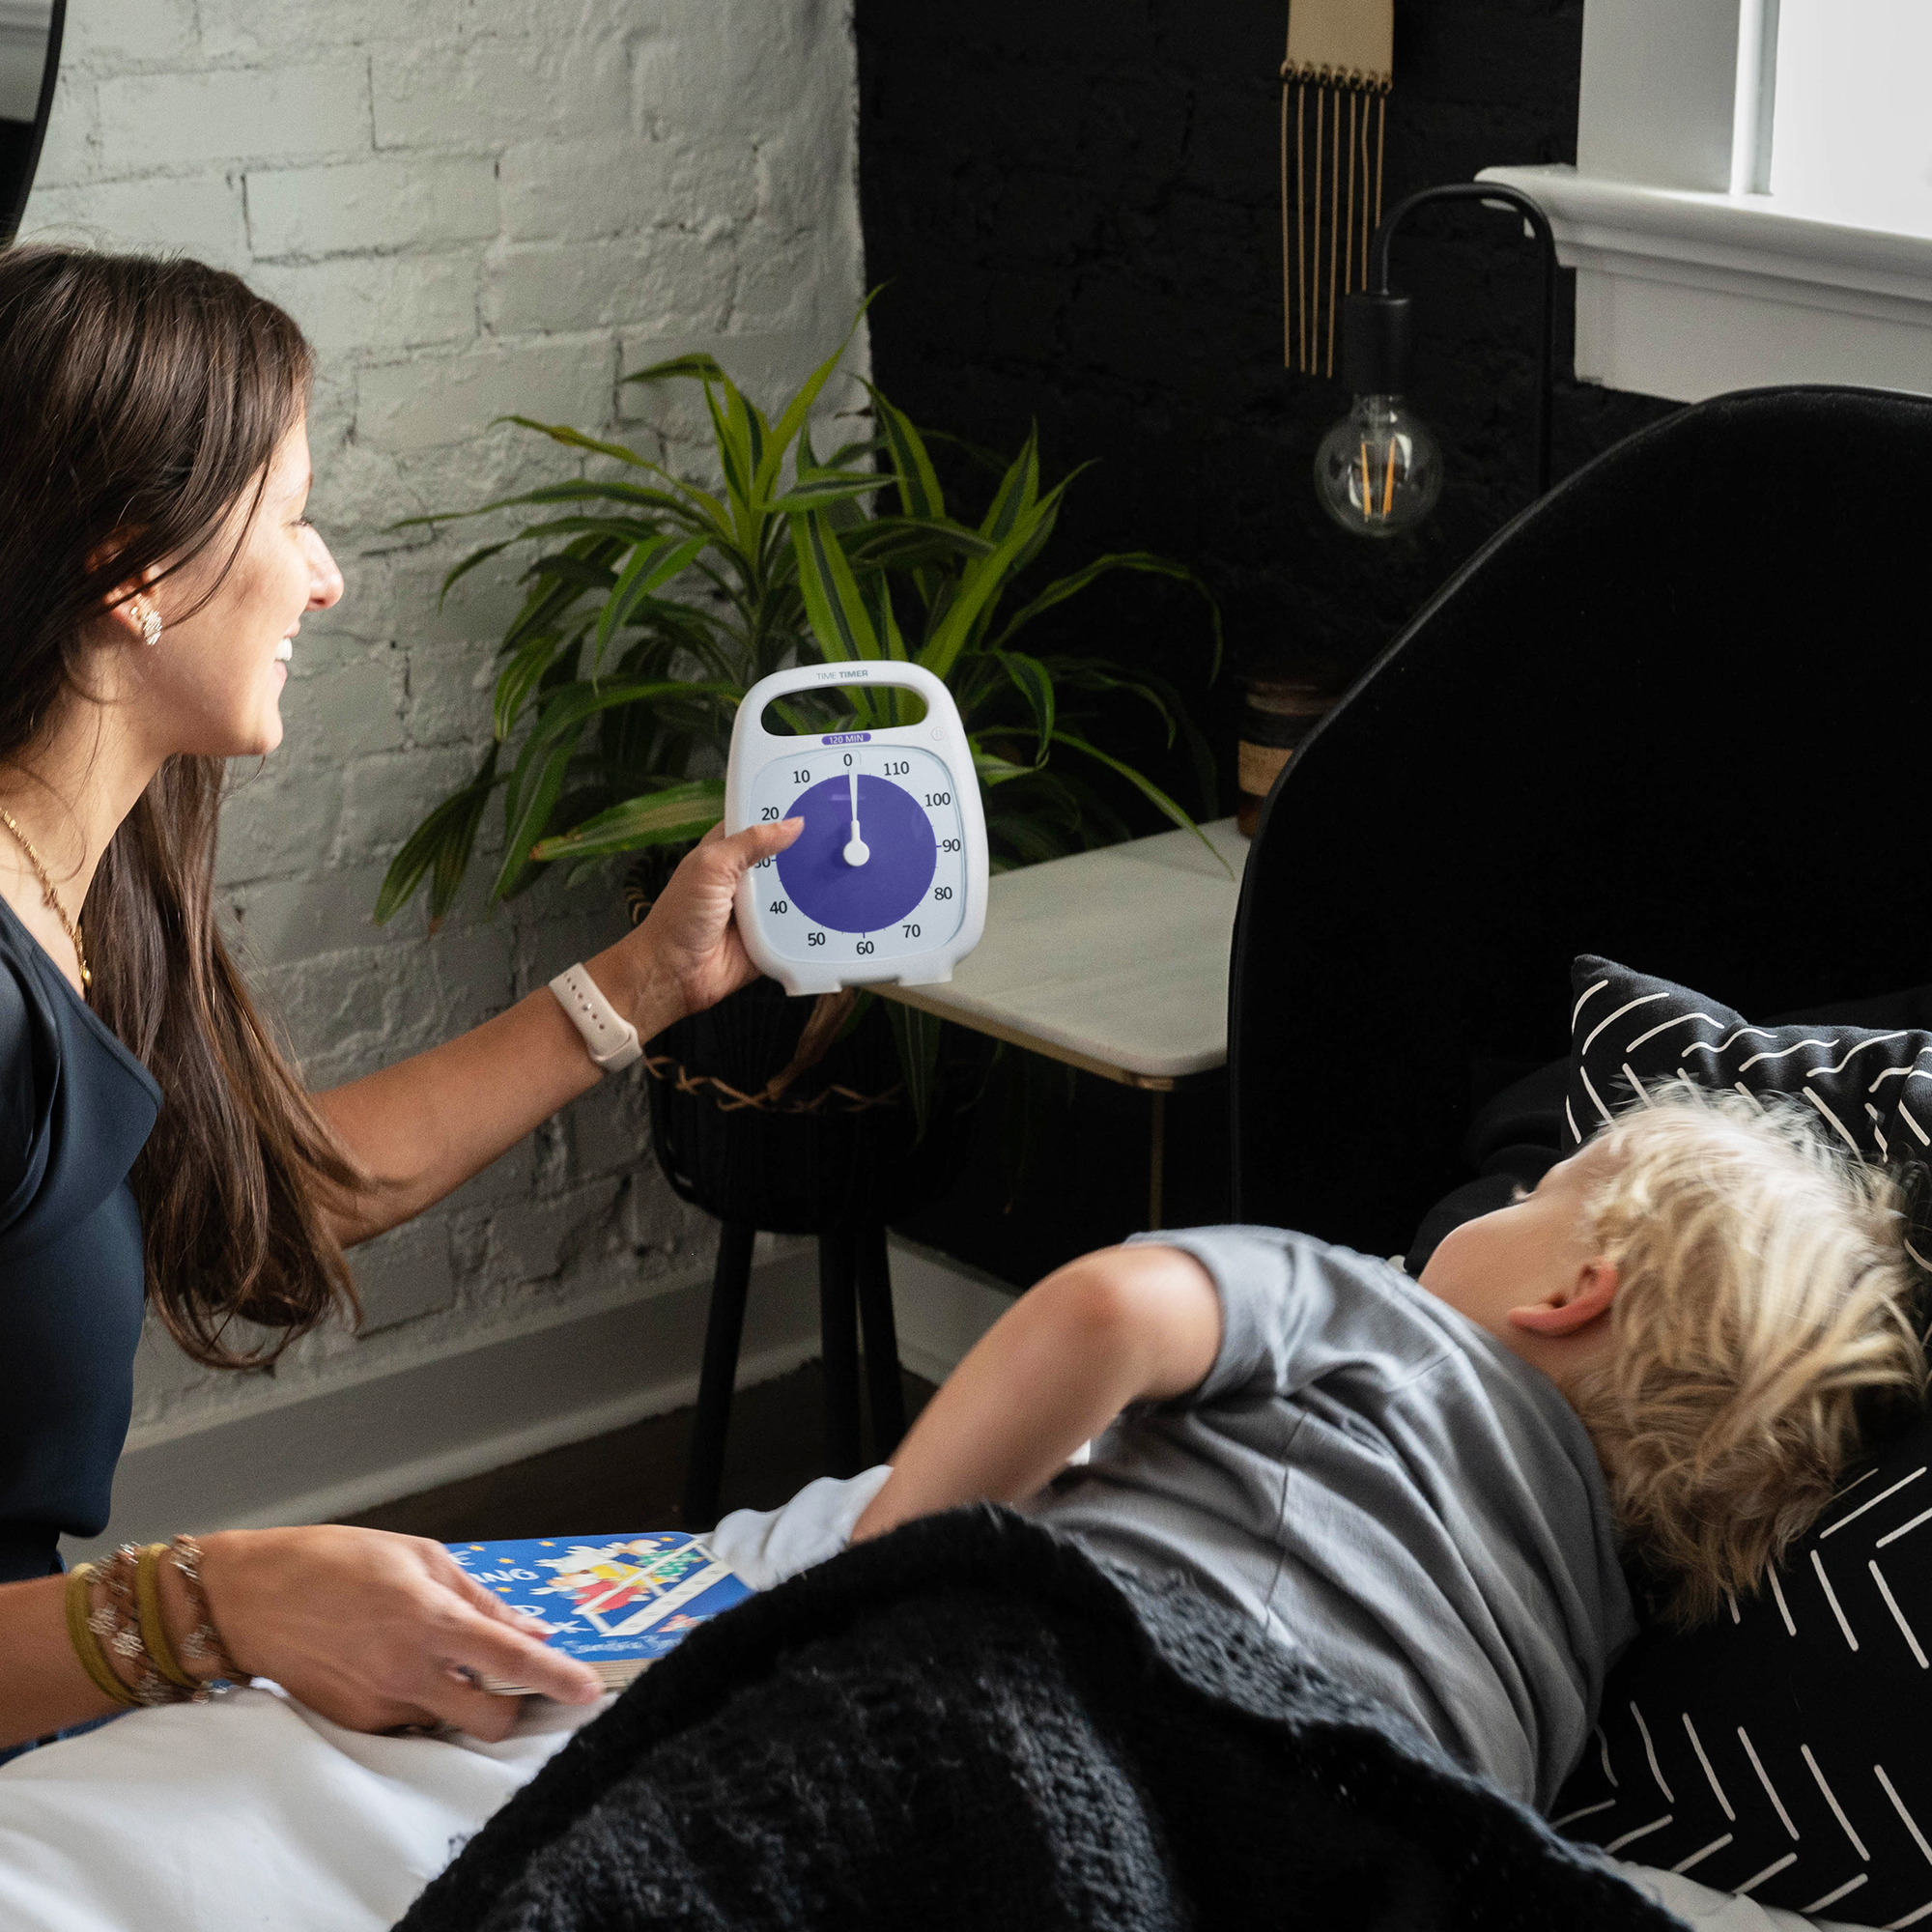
1231 384 1932 1256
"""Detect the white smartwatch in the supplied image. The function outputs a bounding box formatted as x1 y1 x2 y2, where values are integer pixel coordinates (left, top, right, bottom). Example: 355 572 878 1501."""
548 963 642 1073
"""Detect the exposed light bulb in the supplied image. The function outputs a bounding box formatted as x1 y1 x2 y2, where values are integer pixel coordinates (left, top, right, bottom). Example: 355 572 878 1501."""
1314 394 1443 537
1312 290 1445 538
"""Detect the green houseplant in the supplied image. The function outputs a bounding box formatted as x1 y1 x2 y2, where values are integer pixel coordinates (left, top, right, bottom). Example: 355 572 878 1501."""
377 319 1221 1214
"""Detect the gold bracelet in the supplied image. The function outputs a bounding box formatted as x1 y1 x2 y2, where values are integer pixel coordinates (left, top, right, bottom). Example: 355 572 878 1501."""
168 1535 243 1685
101 1544 179 1706
64 1564 140 1710
134 1544 201 1693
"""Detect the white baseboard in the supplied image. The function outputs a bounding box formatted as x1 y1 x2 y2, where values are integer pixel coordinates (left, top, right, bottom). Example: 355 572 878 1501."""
66 1236 1013 1563
884 1232 1017 1384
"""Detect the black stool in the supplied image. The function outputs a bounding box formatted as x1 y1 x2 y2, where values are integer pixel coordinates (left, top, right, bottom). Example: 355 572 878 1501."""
681 1219 907 1529
627 955 959 1533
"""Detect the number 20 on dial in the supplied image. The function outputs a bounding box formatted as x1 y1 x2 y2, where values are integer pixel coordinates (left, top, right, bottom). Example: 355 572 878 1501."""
724 662 990 996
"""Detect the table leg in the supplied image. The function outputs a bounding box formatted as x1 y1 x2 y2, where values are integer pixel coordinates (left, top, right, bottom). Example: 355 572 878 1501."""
682 1219 755 1529
819 1228 864 1478
1148 1088 1167 1231
854 1222 907 1458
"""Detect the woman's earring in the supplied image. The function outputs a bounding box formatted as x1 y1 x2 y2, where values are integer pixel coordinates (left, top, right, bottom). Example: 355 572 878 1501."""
137 599 161 647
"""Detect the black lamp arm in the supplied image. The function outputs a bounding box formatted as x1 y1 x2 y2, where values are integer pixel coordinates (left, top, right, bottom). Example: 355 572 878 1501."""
1366 181 1557 498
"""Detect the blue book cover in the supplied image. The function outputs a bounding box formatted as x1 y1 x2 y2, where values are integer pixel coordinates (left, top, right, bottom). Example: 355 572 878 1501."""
446 1532 754 1691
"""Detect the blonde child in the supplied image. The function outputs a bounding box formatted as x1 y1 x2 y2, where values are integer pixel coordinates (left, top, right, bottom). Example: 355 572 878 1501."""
850 1089 1925 1810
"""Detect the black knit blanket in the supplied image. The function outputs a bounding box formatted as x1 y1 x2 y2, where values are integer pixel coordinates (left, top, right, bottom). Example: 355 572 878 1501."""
399 1508 1686 1932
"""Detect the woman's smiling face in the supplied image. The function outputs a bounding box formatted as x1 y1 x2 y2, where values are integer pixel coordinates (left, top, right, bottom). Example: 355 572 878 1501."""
130 415 343 760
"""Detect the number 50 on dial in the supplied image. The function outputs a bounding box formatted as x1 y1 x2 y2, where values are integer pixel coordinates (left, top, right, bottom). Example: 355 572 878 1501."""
724 662 990 996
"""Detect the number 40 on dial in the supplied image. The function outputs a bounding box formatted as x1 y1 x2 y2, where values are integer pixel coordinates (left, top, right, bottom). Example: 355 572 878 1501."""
724 662 990 996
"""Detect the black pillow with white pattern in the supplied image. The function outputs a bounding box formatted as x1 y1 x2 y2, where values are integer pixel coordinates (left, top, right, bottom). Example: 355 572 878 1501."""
1552 958 1932 1924
1565 955 1932 1212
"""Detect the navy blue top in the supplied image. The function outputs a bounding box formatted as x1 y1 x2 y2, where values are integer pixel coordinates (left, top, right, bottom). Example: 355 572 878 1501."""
0 894 160 1583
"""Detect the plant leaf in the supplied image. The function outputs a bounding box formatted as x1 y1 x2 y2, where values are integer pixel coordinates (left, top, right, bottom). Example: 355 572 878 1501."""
969 738 1036 785
375 749 500 925
523 554 618 596
985 809 1076 868
980 425 1038 543
766 471 891 514
823 434 888 468
498 424 737 545
922 425 1014 479
991 648 1055 763
590 532 708 671
492 736 577 903
493 415 649 469
620 350 729 387
752 292 877 502
437 539 516 605
494 632 557 741
886 999 943 1143
523 677 739 768
789 508 881 665
392 478 713 535
499 536 622 659
991 552 1223 678
914 487 1060 684
703 381 755 536
878 586 911 665
430 757 499 925
530 781 726 861
866 384 945 524
838 516 995 573
1049 732 1232 877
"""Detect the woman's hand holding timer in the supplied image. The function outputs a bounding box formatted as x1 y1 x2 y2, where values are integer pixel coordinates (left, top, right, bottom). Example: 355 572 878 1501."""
580 816 806 1045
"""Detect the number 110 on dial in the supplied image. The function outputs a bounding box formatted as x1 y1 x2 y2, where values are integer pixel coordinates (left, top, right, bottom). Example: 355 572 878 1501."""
751 743 965 967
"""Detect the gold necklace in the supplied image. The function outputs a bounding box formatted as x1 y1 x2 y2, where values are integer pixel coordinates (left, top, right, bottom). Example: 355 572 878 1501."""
0 805 91 990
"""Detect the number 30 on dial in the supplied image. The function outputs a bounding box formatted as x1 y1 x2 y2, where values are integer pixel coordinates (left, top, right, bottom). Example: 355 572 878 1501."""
724 663 989 996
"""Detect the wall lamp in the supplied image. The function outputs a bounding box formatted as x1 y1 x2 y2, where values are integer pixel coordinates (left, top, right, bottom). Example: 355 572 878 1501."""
1314 181 1557 537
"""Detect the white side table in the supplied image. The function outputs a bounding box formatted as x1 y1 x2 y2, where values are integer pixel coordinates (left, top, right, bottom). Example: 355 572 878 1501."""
875 817 1250 1228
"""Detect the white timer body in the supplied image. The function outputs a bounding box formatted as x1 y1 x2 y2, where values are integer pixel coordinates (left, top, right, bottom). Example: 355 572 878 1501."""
724 662 990 996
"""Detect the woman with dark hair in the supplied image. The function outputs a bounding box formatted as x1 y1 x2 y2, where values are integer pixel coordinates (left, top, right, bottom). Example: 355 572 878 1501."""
0 244 802 1754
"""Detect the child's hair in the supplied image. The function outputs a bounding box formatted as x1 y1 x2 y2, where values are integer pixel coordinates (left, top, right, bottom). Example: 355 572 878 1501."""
1566 1084 1928 1627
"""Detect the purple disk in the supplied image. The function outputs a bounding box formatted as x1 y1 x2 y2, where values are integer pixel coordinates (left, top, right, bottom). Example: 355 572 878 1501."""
774 774 938 934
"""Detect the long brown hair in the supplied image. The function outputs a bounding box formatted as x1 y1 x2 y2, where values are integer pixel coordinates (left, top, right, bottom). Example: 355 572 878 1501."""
0 246 363 1367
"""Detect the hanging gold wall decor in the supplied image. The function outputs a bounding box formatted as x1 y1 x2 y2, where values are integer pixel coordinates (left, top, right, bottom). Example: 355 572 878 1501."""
1281 0 1394 379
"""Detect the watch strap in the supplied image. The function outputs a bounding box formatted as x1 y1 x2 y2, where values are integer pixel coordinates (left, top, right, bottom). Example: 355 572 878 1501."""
548 964 643 1072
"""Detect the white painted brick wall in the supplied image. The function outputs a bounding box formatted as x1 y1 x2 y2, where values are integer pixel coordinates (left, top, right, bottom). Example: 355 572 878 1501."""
20 0 866 1441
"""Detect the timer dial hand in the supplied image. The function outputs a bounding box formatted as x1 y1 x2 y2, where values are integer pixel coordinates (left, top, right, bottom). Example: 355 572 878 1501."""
842 768 869 867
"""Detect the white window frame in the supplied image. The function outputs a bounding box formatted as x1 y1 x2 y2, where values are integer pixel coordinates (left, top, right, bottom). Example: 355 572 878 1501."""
1475 0 1932 403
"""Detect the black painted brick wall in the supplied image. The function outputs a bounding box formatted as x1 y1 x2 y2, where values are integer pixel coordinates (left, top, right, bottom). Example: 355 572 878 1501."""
859 2 1678 1282
857 0 1677 767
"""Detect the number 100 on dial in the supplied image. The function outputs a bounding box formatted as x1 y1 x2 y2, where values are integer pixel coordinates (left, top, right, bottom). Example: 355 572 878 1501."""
724 663 990 997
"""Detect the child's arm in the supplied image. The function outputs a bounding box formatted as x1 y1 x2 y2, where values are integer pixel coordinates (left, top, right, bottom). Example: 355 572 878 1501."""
850 1242 1222 1543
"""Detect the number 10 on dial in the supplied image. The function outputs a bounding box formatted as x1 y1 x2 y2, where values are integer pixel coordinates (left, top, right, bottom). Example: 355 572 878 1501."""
724 662 990 996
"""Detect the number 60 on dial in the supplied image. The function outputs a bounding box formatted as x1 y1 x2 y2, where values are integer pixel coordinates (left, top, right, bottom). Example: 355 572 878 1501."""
724 661 990 997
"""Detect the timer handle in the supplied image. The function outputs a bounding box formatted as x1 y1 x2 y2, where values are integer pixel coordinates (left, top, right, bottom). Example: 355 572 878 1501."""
737 660 953 740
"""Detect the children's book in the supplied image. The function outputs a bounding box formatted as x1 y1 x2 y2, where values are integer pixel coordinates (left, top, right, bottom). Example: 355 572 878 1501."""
446 1532 754 1693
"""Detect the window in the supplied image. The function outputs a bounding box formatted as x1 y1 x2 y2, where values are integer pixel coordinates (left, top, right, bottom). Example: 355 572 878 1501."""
1768 1 1932 240
1477 0 1932 403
